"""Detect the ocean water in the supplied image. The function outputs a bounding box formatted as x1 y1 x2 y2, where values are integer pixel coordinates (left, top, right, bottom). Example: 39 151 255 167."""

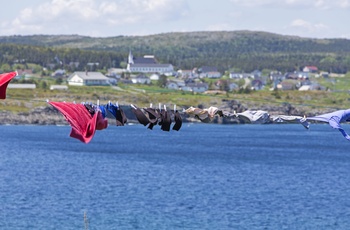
1 123 350 230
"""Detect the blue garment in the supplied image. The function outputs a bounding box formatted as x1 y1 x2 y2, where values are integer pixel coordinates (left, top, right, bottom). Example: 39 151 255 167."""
104 102 127 126
99 105 107 118
307 109 350 141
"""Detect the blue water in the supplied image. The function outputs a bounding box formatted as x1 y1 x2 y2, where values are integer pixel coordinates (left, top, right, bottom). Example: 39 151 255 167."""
1 123 350 229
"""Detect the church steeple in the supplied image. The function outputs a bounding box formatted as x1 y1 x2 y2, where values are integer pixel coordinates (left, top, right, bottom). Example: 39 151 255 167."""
128 50 134 65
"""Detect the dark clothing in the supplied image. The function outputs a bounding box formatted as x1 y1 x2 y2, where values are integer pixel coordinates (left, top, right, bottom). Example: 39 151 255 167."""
172 110 182 131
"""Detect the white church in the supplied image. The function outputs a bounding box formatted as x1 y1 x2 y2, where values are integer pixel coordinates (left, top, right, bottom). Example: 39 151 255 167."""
126 51 174 74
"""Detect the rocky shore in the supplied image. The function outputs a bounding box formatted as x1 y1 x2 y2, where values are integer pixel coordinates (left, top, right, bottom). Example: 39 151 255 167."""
0 99 327 125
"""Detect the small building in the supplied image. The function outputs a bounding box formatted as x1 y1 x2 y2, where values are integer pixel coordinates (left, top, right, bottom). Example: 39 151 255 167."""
50 85 68 90
199 71 222 79
8 84 36 89
166 82 180 90
67 71 109 86
150 73 160 81
183 83 209 93
107 68 124 79
303 66 318 73
131 75 151 84
51 69 66 78
177 69 195 78
198 66 221 78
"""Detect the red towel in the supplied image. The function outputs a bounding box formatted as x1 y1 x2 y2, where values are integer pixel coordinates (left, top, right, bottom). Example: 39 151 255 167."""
49 102 98 143
0 71 17 99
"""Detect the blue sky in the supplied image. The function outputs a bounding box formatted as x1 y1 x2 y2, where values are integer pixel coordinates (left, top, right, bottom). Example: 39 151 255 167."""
1 0 350 39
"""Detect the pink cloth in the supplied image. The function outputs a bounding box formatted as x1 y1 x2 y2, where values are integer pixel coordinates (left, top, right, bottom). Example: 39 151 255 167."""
0 71 17 99
49 102 98 143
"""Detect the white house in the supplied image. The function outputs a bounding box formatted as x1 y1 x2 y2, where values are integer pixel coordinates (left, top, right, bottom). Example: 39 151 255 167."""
199 71 221 78
67 71 110 86
177 69 195 78
150 73 160 80
131 75 151 84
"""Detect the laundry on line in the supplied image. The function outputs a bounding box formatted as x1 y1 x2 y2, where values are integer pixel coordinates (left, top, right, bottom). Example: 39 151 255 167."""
1 71 350 143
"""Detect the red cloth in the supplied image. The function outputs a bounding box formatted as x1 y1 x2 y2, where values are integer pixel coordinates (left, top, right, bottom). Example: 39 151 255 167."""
49 102 98 143
96 112 108 130
0 71 17 99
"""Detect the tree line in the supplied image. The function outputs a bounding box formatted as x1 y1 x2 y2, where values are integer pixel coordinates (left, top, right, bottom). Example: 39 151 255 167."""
1 31 350 74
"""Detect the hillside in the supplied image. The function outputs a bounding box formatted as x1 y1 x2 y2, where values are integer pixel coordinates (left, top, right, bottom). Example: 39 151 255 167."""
1 31 350 73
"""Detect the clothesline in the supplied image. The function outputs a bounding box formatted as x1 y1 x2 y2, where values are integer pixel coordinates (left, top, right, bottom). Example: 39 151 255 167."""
2 71 350 143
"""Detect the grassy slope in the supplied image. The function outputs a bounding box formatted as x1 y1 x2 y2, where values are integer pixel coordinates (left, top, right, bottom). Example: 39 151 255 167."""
2 77 350 115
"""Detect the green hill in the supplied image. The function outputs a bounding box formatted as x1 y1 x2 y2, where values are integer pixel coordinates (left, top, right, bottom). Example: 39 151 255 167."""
1 31 350 73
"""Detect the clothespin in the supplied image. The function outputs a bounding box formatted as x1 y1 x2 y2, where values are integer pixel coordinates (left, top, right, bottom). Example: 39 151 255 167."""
130 104 137 109
164 104 167 111
159 103 162 111
150 103 153 108
97 100 100 106
174 104 177 112
46 99 49 103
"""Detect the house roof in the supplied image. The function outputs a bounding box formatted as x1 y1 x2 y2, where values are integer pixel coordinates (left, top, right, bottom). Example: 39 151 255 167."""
69 71 109 80
133 57 157 64
199 66 218 73
305 66 318 70
130 63 173 68
187 82 209 88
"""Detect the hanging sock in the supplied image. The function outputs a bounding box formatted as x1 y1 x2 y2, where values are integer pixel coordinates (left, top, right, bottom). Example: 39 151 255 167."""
0 71 18 99
143 108 160 130
49 101 98 143
130 104 150 126
160 109 172 131
172 110 182 131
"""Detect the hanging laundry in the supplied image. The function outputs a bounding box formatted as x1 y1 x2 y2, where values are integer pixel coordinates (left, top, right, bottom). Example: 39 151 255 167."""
306 109 350 141
159 109 172 131
83 103 109 130
130 104 150 126
184 106 232 123
185 106 217 123
235 110 270 124
96 111 108 130
0 71 17 99
104 102 127 126
143 107 160 130
172 110 182 131
49 101 102 143
270 115 309 129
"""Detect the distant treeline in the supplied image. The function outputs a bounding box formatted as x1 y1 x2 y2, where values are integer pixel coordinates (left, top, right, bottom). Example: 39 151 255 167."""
1 31 350 73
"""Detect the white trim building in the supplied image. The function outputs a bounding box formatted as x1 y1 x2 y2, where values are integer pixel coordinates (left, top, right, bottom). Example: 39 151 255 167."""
67 71 110 86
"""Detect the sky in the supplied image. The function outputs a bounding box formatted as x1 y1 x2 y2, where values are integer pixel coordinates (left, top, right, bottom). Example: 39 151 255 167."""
1 0 350 39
